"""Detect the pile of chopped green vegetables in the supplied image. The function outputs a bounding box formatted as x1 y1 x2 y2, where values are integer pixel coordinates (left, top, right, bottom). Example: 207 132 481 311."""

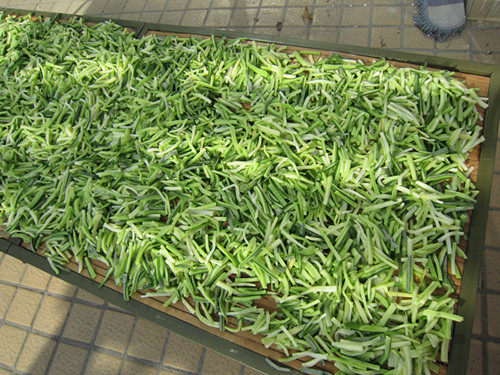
0 14 488 374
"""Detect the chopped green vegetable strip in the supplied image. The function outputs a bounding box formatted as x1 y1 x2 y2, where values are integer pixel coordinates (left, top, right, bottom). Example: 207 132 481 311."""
0 14 486 374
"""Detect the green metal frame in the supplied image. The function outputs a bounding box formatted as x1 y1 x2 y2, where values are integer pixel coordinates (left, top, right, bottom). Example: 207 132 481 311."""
0 7 499 374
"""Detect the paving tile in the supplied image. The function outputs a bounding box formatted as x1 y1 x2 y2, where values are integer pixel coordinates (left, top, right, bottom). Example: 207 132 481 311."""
47 276 77 297
6 0 33 10
256 8 284 26
371 26 401 49
139 11 162 23
0 254 26 283
312 7 340 27
50 1 70 13
182 10 208 27
160 370 179 375
103 0 127 14
5 288 43 326
201 349 242 375
485 250 500 291
438 30 471 50
212 0 236 7
403 26 435 49
231 8 258 27
63 303 101 343
16 333 56 375
373 6 402 26
22 265 51 290
0 325 27 366
127 318 168 362
470 20 500 29
13 0 30 6
84 0 105 14
253 0 285 5
76 289 104 305
283 6 314 27
49 343 87 375
471 28 500 52
123 0 146 13
165 0 189 10
160 10 185 25
313 0 339 4
486 210 500 247
280 27 309 39
163 332 204 372
235 0 261 6
403 5 418 26
67 1 90 15
244 366 266 375
0 282 16 318
309 26 340 42
287 0 315 4
487 342 500 375
37 2 55 11
467 339 483 375
473 292 482 335
205 9 232 27
369 0 402 4
189 0 213 8
145 0 166 12
84 351 122 375
342 6 371 27
34 295 71 335
339 0 372 5
95 310 135 353
487 293 500 337
339 27 369 47
122 360 157 375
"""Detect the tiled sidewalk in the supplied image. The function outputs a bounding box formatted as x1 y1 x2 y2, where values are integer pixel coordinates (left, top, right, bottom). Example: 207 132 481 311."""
0 0 499 374
0 0 499 63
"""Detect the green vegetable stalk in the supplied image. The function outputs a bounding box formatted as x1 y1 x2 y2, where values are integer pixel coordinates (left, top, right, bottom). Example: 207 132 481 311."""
0 14 487 374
